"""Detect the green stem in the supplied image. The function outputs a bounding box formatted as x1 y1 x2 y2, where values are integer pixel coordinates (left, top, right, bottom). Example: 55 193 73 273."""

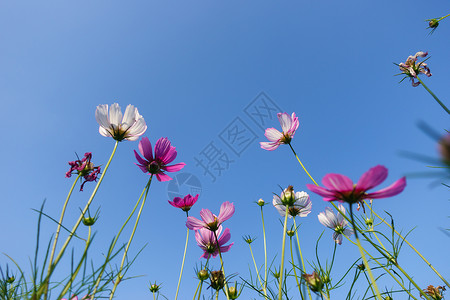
109 175 153 299
42 141 119 298
349 205 383 300
277 205 290 300
213 231 230 300
417 77 450 114
438 13 450 21
175 225 190 300
260 206 268 297
193 280 201 300
248 243 264 292
293 218 312 300
366 201 449 287
289 144 319 186
289 237 304 300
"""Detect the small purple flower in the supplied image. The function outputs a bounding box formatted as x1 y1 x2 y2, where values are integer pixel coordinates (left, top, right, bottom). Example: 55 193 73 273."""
168 194 199 212
260 112 299 151
195 226 234 259
307 165 406 207
66 152 101 191
134 137 185 182
398 51 432 87
318 204 354 245
186 201 235 231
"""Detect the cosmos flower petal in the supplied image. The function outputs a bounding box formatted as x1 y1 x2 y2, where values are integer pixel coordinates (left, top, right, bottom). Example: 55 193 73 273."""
95 104 111 129
109 103 123 126
333 232 343 245
306 184 338 199
134 150 148 167
278 112 293 133
186 216 205 230
156 172 172 182
121 104 136 131
322 173 354 191
138 137 154 161
163 163 186 172
356 165 388 192
161 146 177 164
217 202 235 223
366 177 406 199
264 128 283 142
260 141 280 151
99 126 112 137
199 209 215 224
155 138 171 159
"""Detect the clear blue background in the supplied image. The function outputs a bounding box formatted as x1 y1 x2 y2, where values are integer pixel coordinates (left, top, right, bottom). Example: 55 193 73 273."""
0 1 449 299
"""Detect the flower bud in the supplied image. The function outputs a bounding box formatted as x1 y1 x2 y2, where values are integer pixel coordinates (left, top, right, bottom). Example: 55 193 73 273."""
286 230 295 237
197 269 209 281
357 263 365 271
281 185 295 205
6 276 15 284
210 270 225 290
228 286 238 299
82 217 97 226
302 271 323 293
428 19 439 29
365 218 373 227
384 296 393 300
149 282 161 293
257 198 265 206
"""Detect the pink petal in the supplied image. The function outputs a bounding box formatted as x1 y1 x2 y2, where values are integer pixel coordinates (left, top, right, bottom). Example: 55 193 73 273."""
155 138 171 160
278 112 292 133
134 150 148 166
217 227 231 244
260 141 280 151
169 197 183 208
163 162 186 172
264 128 283 142
138 137 153 161
186 216 205 230
218 201 235 223
219 242 233 253
156 172 172 182
355 165 388 193
366 177 406 199
306 184 338 199
322 173 354 192
199 209 215 224
161 146 177 164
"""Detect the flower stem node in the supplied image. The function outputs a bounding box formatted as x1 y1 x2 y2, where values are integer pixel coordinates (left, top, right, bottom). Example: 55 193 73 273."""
210 270 225 291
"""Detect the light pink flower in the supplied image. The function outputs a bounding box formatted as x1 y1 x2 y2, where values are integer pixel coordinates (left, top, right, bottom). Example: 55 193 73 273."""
398 51 432 87
186 201 235 231
307 165 406 206
195 226 234 259
169 194 199 212
95 103 147 141
318 204 354 245
134 137 185 182
260 112 299 151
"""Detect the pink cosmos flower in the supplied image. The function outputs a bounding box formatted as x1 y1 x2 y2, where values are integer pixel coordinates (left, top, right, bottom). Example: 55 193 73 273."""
66 152 101 191
186 201 235 231
195 226 234 259
95 103 147 141
260 112 299 151
134 137 185 182
318 204 354 245
398 51 432 87
307 165 406 206
169 194 199 212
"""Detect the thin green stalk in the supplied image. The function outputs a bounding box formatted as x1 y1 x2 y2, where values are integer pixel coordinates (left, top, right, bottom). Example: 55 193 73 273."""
109 175 153 299
42 141 119 299
90 177 151 299
193 280 202 300
47 173 81 280
248 243 264 292
260 206 268 297
417 77 450 114
293 218 312 300
277 205 290 300
349 205 382 300
289 144 319 186
289 237 304 300
438 13 450 21
216 290 219 300
366 201 449 287
213 231 230 300
153 292 156 300
175 224 190 300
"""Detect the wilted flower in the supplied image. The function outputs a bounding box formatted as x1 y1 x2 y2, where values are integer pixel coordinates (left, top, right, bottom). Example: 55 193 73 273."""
273 187 312 218
168 194 198 212
260 112 299 151
95 103 147 141
307 165 406 208
186 201 235 231
195 226 233 259
421 285 446 300
66 152 101 191
398 52 432 87
210 270 225 290
134 137 185 181
318 204 354 245
302 271 324 293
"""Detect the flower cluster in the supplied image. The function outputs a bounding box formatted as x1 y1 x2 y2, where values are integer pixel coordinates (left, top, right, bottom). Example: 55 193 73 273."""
65 152 101 191
398 51 432 87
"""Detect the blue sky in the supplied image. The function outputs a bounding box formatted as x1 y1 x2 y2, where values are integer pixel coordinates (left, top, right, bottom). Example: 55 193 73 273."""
1 1 449 299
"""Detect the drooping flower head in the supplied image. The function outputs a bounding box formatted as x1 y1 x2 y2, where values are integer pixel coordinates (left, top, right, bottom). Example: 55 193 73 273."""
134 137 185 182
421 285 446 300
302 271 324 293
397 51 432 87
65 152 101 191
318 204 354 245
95 103 147 141
307 165 406 208
186 201 235 231
169 194 199 212
260 112 299 151
195 226 234 259
272 186 312 218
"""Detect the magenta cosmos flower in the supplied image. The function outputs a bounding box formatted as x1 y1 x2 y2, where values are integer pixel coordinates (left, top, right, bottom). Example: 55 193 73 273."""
398 51 432 87
134 137 185 181
169 194 199 212
195 226 233 259
95 103 147 141
65 152 101 191
186 201 235 231
307 165 406 205
260 112 299 151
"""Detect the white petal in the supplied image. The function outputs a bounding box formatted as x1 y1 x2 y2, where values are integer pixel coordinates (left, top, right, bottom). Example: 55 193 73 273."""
122 104 137 131
278 113 292 133
318 211 334 229
126 116 147 138
99 126 112 137
95 104 111 129
265 128 283 142
109 103 123 126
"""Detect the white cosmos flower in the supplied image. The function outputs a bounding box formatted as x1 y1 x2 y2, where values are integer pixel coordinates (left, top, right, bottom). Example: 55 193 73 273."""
318 204 354 245
273 190 312 218
95 103 147 141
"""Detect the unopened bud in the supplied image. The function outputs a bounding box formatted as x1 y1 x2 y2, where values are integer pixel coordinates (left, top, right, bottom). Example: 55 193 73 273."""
197 269 209 281
82 217 97 226
149 282 161 293
281 185 295 205
302 271 323 293
257 198 265 206
429 19 439 28
210 270 225 290
287 230 295 237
